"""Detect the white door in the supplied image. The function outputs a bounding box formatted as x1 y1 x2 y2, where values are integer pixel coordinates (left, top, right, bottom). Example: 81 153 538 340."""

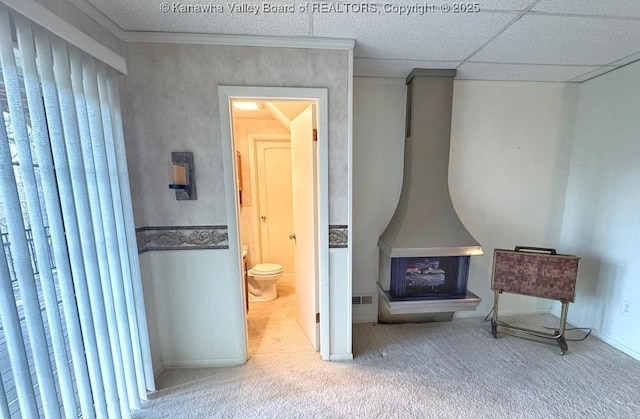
290 105 319 350
255 141 295 274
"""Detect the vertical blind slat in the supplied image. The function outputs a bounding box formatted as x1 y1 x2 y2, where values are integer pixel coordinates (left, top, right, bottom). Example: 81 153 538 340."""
0 370 10 418
73 51 130 419
54 40 121 419
94 62 140 410
14 16 79 418
0 134 39 417
1 5 152 417
0 9 61 417
107 72 156 395
44 33 109 418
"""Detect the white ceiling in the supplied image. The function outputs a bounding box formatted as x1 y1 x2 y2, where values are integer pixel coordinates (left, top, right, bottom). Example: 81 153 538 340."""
80 0 640 82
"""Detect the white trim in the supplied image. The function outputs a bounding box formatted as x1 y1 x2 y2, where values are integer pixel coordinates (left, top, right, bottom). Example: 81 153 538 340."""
247 134 291 265
152 361 164 379
316 93 331 361
162 358 246 368
218 91 250 365
219 86 330 361
593 333 640 362
329 353 354 361
121 31 355 50
346 47 354 357
0 0 127 74
555 305 640 361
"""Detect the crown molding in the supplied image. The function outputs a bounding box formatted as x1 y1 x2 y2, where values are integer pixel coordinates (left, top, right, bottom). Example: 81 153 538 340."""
67 0 126 39
120 31 355 50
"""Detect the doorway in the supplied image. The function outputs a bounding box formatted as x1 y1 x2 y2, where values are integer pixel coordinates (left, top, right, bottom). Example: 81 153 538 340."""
218 87 330 362
249 136 294 279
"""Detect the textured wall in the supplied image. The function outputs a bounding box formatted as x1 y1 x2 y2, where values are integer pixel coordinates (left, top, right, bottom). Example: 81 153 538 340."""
352 78 406 322
557 60 640 360
119 43 351 367
119 43 349 228
352 77 579 322
450 80 578 318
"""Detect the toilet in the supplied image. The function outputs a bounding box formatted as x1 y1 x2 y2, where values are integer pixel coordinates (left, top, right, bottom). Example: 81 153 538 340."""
247 262 284 302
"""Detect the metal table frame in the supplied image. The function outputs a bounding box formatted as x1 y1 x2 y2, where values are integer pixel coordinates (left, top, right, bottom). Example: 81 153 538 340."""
491 290 570 355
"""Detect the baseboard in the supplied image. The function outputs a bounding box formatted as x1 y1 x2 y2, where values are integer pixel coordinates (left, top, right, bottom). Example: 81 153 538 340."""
162 358 244 368
353 307 552 323
352 305 377 323
498 308 553 315
153 360 165 379
329 353 353 361
593 333 640 361
558 307 640 361
352 316 377 323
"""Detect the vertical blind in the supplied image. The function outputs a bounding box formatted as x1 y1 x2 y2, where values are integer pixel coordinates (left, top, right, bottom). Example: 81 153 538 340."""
0 4 152 418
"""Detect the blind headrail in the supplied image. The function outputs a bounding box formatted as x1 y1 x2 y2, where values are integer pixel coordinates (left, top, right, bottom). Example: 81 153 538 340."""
0 0 126 74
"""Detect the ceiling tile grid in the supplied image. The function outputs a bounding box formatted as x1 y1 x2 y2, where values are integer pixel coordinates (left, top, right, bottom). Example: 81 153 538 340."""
354 57 461 78
312 10 516 61
87 0 311 36
532 0 640 19
471 14 640 66
81 0 640 82
457 62 603 83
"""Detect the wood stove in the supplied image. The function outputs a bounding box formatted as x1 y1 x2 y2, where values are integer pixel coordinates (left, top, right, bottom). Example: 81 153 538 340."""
376 69 483 322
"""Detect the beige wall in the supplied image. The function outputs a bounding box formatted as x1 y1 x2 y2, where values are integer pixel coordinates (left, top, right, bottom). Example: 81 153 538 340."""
557 59 640 359
353 77 579 322
119 43 349 228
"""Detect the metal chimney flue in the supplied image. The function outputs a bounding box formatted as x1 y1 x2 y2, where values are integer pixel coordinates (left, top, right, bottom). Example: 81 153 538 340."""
377 69 483 321
377 69 482 258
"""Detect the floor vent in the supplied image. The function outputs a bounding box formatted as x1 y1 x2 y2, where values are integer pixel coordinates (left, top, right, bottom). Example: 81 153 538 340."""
352 295 374 305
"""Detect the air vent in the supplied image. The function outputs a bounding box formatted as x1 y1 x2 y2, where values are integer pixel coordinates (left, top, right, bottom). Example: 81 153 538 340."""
352 295 374 305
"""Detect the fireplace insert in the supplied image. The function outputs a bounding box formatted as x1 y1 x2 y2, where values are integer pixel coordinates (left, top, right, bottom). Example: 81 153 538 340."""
390 256 470 299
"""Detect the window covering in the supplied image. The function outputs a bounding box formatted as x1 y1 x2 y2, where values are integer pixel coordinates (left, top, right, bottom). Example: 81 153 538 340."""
0 4 152 417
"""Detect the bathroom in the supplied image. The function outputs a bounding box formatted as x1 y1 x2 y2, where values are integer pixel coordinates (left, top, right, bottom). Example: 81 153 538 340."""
231 100 318 355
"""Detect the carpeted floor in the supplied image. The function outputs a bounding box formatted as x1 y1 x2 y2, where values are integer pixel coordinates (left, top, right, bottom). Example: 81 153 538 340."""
246 277 313 355
134 308 640 418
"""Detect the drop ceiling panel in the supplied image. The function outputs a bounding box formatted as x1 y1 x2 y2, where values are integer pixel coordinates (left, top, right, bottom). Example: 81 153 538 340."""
458 62 603 82
533 0 640 19
471 0 535 11
473 14 640 65
313 11 516 61
354 58 459 78
569 66 620 83
609 51 640 67
81 0 640 82
86 0 310 36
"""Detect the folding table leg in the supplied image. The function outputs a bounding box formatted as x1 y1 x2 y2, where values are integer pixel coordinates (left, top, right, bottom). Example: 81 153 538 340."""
491 290 500 338
555 301 570 355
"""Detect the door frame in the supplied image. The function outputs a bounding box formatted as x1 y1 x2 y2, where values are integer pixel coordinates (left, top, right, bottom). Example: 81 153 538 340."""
218 86 330 361
247 135 291 268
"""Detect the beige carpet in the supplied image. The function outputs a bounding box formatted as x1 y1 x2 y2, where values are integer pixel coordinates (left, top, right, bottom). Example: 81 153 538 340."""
134 311 640 419
246 277 313 355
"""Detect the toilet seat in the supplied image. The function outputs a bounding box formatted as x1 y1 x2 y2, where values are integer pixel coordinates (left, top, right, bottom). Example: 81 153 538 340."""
249 263 284 276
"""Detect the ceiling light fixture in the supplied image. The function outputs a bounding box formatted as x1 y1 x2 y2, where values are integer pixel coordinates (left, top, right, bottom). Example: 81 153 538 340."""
233 101 260 111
